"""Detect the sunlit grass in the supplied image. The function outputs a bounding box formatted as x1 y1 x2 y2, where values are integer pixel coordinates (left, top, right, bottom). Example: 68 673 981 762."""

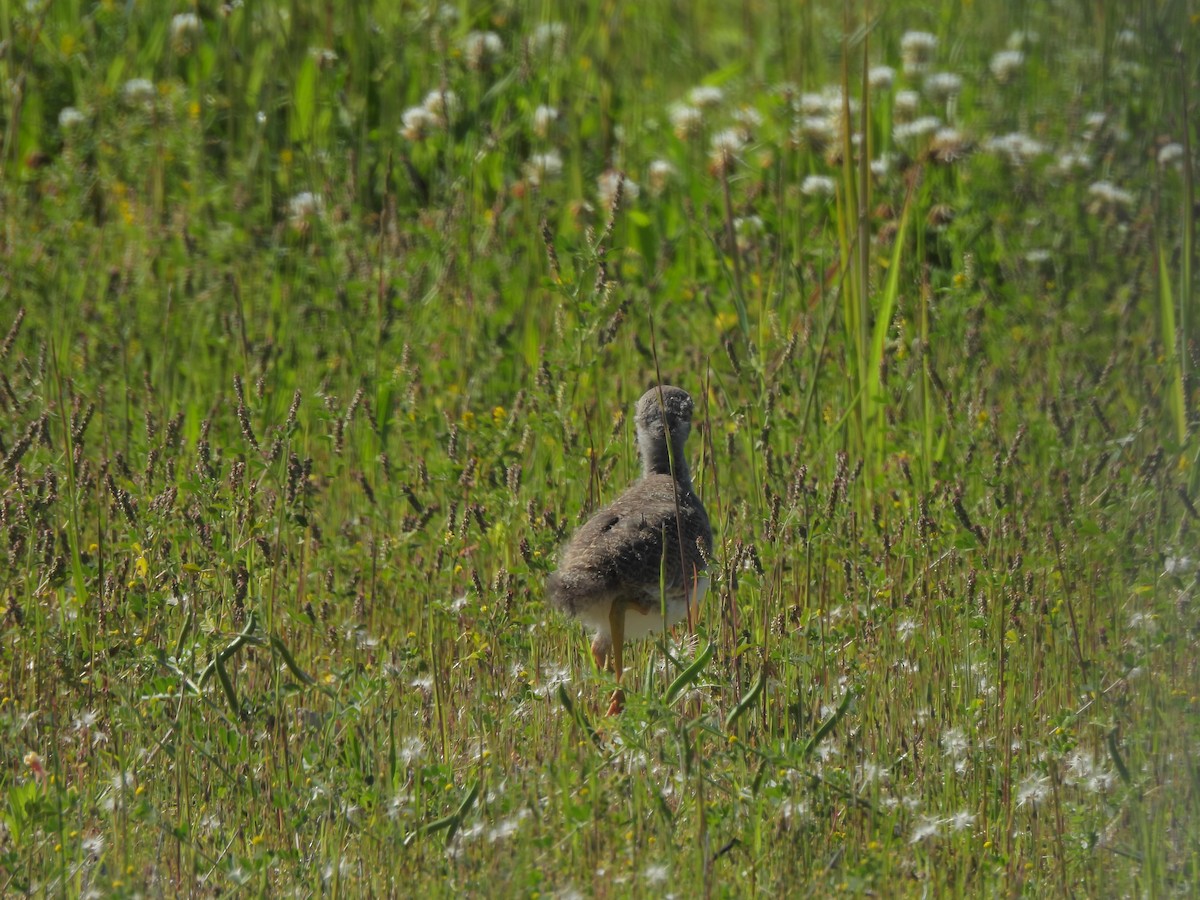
1 1 1197 896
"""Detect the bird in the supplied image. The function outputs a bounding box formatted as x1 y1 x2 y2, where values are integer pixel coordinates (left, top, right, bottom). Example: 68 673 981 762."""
548 385 713 715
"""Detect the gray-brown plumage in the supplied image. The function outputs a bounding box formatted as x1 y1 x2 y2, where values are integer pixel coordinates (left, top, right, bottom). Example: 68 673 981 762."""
548 385 712 714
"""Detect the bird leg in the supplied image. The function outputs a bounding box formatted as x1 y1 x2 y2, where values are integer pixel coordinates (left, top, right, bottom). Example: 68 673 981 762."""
591 635 609 671
605 599 626 716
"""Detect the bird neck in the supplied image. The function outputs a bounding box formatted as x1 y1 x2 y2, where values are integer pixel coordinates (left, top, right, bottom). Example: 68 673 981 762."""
640 434 693 488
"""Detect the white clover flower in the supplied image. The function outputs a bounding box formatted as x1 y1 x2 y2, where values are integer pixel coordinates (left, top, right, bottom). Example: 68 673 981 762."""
288 191 322 223
794 115 838 147
532 104 558 138
464 31 503 70
709 128 745 171
798 92 829 116
896 618 917 641
1163 554 1195 575
530 21 567 56
1087 180 1135 208
400 105 440 141
1158 142 1185 167
642 863 670 885
597 170 638 210
734 214 764 237
930 127 970 163
893 115 942 144
308 47 338 67
122 78 156 106
924 72 963 102
868 65 896 91
983 132 1046 166
58 106 86 131
1115 28 1138 48
171 13 201 38
734 105 764 134
422 89 458 121
990 49 1025 83
688 85 724 108
525 151 563 186
647 159 676 195
801 174 836 197
1007 30 1039 50
1050 149 1092 175
1024 248 1052 265
1083 111 1108 136
668 103 704 139
870 153 898 179
712 126 746 151
900 30 938 76
893 89 920 120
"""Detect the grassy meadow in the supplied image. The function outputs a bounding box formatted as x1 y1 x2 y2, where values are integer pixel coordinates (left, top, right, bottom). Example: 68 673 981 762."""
3 0 1200 895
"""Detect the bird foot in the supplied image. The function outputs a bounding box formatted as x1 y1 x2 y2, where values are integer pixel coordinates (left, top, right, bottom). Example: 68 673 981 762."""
605 688 625 717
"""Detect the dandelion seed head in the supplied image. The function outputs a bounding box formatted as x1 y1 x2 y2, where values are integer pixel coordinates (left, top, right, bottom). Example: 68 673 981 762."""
942 727 969 758
1158 142 1185 168
948 810 976 832
82 834 105 859
1163 554 1195 575
1016 773 1049 807
910 815 941 843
